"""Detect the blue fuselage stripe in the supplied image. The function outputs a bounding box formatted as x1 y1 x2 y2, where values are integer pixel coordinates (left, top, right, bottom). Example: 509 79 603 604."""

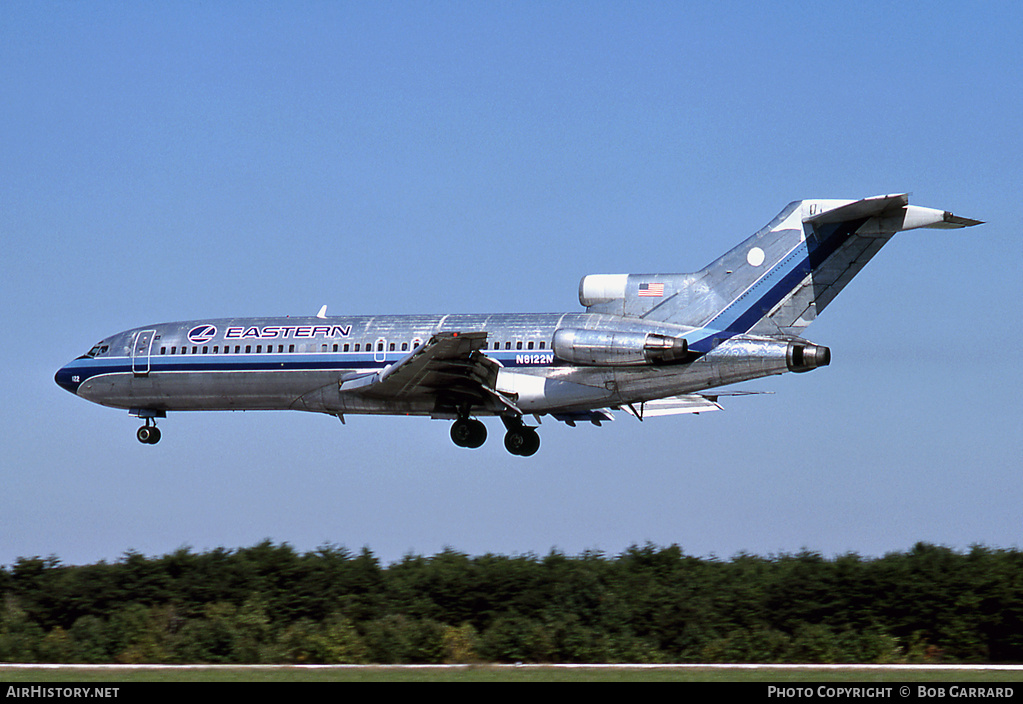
56 351 552 389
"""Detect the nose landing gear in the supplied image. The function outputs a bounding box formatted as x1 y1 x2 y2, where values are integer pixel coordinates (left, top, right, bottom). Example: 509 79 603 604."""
136 420 161 444
131 409 165 445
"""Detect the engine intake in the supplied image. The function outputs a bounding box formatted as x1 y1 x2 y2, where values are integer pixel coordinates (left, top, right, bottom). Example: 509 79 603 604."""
553 328 688 366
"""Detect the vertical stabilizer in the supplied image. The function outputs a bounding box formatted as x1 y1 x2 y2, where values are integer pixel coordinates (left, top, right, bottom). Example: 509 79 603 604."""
581 195 981 346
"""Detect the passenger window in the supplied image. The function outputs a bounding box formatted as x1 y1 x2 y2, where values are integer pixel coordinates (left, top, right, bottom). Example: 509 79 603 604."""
528 341 534 350
355 343 361 352
245 345 251 354
333 344 338 352
539 341 545 349
160 347 166 355
170 346 176 354
389 342 395 351
343 343 350 352
516 341 522 350
289 344 295 353
401 342 408 351
505 342 511 350
203 346 209 354
234 345 241 354
213 346 218 353
192 346 198 354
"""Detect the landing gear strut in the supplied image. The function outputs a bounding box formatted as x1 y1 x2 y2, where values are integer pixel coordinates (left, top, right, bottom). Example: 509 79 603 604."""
502 416 540 457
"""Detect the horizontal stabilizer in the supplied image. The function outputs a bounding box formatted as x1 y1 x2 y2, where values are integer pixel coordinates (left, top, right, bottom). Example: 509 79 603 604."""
930 212 984 229
804 193 909 225
806 194 983 231
809 195 985 234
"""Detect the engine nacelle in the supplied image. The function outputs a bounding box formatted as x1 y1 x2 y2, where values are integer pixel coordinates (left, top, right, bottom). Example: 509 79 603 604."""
553 328 688 366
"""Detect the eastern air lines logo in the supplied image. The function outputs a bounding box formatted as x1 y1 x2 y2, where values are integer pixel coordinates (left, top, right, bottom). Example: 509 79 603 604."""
188 325 218 344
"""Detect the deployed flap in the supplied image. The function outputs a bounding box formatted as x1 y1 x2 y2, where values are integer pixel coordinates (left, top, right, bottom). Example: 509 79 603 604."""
620 389 770 419
339 332 519 414
622 394 724 418
551 409 616 426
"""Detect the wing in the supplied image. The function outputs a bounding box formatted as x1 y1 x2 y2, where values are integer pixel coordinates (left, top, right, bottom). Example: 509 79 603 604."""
338 331 520 415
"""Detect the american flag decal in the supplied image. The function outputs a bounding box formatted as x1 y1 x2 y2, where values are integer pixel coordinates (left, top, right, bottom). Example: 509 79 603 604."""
638 282 665 297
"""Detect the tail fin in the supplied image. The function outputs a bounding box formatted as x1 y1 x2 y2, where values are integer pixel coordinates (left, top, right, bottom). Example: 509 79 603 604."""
580 194 982 341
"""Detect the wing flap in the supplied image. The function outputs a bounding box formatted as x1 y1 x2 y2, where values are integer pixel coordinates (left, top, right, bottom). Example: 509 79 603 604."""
339 331 520 414
622 394 724 418
551 409 616 426
618 390 770 419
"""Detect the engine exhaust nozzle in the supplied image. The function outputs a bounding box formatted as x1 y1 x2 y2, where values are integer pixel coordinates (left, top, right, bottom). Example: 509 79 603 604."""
787 342 831 373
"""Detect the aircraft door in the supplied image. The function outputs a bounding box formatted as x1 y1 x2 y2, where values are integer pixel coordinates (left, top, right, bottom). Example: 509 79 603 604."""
132 330 156 376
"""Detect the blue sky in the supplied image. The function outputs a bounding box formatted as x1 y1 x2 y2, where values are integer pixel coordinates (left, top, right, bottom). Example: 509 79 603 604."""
2 1 1021 568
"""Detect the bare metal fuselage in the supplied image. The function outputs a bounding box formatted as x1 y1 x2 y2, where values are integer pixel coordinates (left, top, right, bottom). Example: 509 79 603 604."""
56 312 797 418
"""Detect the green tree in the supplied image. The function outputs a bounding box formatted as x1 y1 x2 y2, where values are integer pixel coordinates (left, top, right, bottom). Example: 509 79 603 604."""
361 615 445 663
0 595 45 662
441 623 480 663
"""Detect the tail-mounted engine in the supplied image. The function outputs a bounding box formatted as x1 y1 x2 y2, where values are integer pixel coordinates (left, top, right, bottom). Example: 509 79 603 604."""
553 328 688 366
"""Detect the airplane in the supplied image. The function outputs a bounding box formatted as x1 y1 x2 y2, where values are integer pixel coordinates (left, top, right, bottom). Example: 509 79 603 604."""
55 193 981 456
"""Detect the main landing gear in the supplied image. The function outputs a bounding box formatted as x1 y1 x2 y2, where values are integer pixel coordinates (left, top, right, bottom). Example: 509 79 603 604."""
449 415 541 456
502 416 540 457
450 417 487 449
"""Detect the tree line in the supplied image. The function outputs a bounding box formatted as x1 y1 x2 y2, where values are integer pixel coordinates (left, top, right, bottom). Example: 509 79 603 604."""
2 541 1022 664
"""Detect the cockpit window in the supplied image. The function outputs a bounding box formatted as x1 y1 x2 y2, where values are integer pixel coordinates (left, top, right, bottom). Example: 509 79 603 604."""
84 343 109 358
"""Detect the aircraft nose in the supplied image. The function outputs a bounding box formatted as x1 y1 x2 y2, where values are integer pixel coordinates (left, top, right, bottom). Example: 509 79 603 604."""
54 362 81 394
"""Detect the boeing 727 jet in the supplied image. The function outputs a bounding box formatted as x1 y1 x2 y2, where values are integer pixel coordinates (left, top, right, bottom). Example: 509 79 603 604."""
55 194 980 456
